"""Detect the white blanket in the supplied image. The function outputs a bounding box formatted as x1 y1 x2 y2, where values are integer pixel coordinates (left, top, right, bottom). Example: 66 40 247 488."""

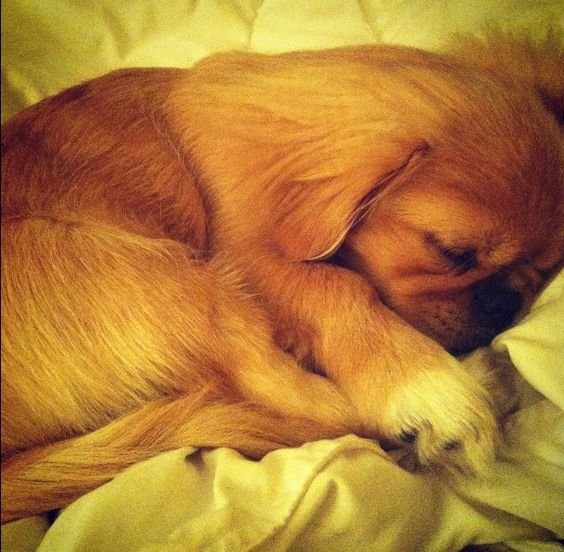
2 2 563 551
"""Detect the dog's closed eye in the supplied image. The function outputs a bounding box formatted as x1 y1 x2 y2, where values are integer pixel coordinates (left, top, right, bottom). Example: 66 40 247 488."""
439 246 478 274
425 234 478 275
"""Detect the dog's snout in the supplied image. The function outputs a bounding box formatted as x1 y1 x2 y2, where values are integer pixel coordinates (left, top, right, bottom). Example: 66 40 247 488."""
471 279 523 332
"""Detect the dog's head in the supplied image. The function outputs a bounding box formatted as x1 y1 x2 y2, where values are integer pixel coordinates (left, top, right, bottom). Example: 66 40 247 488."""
339 43 563 353
248 39 563 354
339 130 562 353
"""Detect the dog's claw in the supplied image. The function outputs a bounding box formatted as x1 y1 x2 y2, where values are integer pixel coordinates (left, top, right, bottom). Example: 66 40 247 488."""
441 439 461 451
399 428 418 443
398 429 460 452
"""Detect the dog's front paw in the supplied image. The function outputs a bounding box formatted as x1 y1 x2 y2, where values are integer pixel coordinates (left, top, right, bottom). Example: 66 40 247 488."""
382 362 500 476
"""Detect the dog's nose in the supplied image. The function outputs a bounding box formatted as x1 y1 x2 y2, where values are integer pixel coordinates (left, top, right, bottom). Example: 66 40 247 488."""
471 280 523 332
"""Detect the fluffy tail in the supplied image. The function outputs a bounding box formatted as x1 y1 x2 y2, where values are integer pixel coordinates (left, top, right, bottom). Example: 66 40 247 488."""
1 387 349 523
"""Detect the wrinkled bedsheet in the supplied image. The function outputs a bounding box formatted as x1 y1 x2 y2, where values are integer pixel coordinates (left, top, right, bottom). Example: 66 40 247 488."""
2 2 563 551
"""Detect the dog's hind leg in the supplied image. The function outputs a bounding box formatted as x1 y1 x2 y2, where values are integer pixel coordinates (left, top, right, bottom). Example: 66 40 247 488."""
2 214 362 519
2 214 359 455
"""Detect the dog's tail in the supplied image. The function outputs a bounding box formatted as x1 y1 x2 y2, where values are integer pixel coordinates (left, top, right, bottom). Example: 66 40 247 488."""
1 387 348 523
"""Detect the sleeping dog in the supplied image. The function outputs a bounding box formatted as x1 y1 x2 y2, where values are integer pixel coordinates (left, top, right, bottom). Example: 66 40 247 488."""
1 32 562 521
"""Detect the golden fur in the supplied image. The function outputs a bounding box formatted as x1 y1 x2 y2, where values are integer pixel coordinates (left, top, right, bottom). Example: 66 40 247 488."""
1 33 562 522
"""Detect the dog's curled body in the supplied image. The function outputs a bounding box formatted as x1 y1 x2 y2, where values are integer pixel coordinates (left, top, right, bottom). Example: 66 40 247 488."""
2 37 562 521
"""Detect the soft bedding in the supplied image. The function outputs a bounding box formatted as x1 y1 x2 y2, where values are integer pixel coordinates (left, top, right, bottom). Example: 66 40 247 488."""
1 1 563 551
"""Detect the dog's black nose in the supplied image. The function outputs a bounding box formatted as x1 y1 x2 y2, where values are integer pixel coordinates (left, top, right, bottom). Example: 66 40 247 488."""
471 280 523 333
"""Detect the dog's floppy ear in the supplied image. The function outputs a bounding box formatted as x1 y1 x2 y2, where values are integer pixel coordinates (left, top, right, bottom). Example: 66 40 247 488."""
272 138 429 262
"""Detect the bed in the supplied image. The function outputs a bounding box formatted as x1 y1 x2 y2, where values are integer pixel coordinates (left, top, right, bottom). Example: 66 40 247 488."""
1 1 563 550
